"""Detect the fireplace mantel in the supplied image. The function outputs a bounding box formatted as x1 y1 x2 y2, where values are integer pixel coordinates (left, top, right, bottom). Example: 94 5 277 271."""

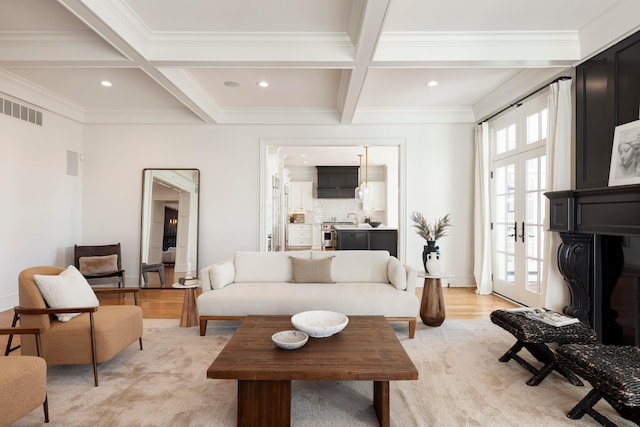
545 186 636 343
546 185 640 236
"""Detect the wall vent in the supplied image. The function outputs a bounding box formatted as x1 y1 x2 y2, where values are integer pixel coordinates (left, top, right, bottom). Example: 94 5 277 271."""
0 93 43 126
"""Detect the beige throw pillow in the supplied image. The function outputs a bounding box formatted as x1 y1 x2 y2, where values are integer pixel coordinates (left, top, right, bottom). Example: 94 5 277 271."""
290 257 335 283
34 265 99 322
79 254 118 275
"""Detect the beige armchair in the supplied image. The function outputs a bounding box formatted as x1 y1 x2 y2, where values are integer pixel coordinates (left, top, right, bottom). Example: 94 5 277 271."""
0 326 49 425
16 266 143 386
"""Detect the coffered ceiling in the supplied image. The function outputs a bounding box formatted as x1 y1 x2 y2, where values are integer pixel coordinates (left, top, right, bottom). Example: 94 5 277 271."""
0 0 637 125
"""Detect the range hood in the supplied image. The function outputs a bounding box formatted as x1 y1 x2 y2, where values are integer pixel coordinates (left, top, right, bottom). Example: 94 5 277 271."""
316 166 358 199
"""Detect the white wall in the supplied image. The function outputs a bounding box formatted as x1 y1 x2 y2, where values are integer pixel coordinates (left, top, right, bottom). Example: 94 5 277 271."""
0 111 83 310
81 123 477 288
0 112 476 311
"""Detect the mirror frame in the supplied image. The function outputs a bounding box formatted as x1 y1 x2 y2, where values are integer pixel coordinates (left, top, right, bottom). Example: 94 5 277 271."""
139 168 200 288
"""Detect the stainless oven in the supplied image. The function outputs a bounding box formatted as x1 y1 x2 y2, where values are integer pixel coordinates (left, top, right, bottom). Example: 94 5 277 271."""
322 223 335 248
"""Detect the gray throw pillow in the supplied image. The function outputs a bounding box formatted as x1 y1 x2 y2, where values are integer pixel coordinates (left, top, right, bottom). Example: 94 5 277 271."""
290 256 335 283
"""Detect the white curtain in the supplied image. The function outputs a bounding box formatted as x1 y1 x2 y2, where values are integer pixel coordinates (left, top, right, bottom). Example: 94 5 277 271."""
473 122 493 295
543 79 573 310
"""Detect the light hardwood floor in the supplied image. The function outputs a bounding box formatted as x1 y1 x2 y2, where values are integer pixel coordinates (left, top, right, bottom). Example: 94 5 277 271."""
0 287 517 323
0 287 516 351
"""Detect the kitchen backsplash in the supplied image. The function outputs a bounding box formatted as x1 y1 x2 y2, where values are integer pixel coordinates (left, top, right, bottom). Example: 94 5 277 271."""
308 198 385 224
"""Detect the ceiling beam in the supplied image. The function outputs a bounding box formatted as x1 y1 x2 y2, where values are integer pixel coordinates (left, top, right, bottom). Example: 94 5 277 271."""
339 0 390 124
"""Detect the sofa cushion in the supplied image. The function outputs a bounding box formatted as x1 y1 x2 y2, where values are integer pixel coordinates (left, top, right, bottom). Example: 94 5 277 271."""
387 256 407 290
33 265 99 322
209 259 235 290
234 251 310 283
312 250 389 283
290 257 335 283
78 254 118 275
197 282 419 318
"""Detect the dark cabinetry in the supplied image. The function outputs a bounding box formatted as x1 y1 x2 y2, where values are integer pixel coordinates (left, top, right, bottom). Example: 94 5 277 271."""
576 30 640 189
316 166 358 199
163 207 178 250
335 229 397 257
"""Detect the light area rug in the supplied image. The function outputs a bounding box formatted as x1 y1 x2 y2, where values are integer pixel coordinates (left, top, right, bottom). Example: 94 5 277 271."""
13 318 636 427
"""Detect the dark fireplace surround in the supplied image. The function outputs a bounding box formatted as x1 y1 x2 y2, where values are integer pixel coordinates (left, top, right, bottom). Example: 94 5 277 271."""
546 186 640 344
547 28 640 345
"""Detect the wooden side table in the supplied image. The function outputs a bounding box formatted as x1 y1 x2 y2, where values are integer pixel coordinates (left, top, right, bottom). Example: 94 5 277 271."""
418 272 452 327
172 281 200 327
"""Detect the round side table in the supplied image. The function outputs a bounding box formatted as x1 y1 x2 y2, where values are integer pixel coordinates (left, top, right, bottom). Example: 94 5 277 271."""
172 281 201 327
418 272 452 327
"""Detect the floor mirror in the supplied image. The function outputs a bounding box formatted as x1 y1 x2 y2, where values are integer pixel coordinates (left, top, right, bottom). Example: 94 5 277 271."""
140 168 200 288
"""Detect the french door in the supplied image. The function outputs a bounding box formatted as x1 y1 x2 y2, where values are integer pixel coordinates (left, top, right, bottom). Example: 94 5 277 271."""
491 99 548 307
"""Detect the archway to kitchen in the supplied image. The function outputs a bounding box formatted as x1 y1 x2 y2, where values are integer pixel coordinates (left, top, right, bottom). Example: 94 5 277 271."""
259 138 407 261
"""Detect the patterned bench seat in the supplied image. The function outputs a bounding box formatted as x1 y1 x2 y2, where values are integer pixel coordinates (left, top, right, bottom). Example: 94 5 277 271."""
490 309 596 386
557 344 640 426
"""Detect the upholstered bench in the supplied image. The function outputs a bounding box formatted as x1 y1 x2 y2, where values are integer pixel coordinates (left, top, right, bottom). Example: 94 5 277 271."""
557 344 640 426
490 309 597 386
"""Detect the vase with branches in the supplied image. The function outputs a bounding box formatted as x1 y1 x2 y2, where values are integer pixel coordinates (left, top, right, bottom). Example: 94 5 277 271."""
410 212 452 273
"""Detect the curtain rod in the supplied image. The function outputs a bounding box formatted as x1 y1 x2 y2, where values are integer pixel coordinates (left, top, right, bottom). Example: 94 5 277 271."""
479 76 572 124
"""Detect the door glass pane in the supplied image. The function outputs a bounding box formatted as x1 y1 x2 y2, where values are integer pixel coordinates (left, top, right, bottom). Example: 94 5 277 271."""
527 258 540 293
496 124 517 154
527 113 539 144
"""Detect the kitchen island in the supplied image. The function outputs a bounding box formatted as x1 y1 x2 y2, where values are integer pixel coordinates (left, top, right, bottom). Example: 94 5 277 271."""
334 225 397 257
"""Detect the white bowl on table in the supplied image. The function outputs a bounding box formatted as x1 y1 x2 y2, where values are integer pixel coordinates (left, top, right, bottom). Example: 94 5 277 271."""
271 330 309 350
291 310 349 338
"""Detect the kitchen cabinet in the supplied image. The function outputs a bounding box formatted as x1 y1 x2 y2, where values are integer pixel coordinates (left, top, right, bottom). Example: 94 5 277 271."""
289 181 313 211
316 166 358 199
362 181 386 211
287 224 313 247
336 230 368 250
335 228 397 257
311 223 321 249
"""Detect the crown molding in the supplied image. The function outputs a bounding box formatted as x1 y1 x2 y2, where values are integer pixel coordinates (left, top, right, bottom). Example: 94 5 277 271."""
0 69 85 122
219 107 340 125
472 68 570 123
375 31 580 62
353 106 474 124
0 31 127 62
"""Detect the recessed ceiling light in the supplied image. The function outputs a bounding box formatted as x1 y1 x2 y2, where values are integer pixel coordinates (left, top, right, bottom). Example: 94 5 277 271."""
100 80 112 87
427 81 438 87
224 81 240 88
257 81 269 88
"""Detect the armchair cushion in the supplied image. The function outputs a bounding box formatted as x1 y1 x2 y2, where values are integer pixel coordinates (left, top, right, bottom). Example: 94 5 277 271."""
78 254 118 275
33 265 99 322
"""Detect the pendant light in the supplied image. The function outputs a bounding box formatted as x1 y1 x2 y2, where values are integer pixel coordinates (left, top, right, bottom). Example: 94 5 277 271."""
357 145 370 201
355 154 363 198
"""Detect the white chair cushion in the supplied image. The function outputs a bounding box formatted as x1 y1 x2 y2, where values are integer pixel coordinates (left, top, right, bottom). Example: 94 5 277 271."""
33 265 99 322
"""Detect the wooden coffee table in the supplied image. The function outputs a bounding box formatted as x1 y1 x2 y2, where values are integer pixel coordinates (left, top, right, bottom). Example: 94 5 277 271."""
207 315 418 427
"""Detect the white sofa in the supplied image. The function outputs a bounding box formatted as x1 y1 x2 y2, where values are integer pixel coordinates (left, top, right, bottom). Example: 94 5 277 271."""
197 250 419 338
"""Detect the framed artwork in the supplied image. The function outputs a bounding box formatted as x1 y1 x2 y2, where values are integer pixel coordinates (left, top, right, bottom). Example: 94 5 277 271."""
608 119 640 186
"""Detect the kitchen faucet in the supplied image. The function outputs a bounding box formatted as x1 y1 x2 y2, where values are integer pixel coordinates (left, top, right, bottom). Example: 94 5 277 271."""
347 212 358 225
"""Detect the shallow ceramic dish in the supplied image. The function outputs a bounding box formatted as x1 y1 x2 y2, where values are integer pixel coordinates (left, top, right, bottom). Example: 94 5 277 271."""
271 330 309 350
291 310 349 338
